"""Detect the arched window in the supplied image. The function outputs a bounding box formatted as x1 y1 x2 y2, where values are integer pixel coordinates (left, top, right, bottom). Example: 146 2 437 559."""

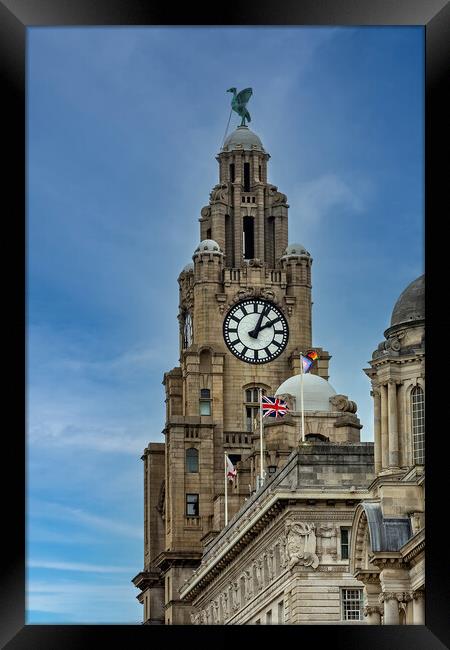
411 385 425 464
244 387 265 432
186 447 199 473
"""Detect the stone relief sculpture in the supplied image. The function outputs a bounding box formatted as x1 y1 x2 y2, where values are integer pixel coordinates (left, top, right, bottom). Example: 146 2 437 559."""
279 535 288 568
255 559 263 591
285 520 319 569
267 549 275 582
209 182 229 203
266 183 287 205
329 394 357 414
232 581 240 611
316 524 337 561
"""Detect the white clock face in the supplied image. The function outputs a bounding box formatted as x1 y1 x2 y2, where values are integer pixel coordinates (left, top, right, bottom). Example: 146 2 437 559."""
223 299 289 364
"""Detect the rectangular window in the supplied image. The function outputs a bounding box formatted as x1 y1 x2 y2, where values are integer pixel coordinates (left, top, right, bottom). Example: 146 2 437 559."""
230 163 235 182
341 588 363 621
200 389 211 415
341 528 350 560
244 162 250 191
186 493 199 517
200 400 211 415
278 600 284 624
266 610 272 625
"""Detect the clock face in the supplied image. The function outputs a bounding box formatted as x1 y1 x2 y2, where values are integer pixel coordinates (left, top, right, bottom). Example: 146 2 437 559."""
183 311 193 349
223 299 289 364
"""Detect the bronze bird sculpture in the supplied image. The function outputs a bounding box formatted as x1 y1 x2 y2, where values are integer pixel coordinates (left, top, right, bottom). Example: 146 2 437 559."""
227 87 253 126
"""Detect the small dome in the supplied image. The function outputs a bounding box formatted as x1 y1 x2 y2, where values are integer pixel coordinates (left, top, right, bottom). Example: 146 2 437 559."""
181 262 194 273
275 373 337 412
390 274 425 328
281 243 310 258
194 239 222 254
222 126 264 152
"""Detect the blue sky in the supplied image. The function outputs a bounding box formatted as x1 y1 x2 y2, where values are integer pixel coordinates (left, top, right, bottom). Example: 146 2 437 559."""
27 26 424 623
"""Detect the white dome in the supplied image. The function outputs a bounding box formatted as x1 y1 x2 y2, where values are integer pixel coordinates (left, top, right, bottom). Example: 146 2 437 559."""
275 373 336 412
194 239 222 254
181 262 194 273
281 243 310 258
222 126 264 152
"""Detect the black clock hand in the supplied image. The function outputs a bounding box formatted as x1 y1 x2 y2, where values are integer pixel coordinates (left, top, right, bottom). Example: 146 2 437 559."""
248 305 270 339
259 317 281 331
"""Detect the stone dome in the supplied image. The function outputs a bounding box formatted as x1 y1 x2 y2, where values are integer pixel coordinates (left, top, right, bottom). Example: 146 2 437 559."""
181 262 194 273
390 274 425 328
222 125 264 152
281 243 311 258
194 239 222 254
275 373 337 412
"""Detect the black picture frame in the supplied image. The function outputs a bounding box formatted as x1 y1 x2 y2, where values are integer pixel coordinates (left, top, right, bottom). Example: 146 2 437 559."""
2 0 448 647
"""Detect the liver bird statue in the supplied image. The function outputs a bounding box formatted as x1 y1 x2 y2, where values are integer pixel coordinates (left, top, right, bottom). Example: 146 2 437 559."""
227 87 253 127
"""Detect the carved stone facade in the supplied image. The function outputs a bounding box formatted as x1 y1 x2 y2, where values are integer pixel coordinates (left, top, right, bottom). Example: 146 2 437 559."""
180 448 374 624
350 274 425 625
132 120 425 626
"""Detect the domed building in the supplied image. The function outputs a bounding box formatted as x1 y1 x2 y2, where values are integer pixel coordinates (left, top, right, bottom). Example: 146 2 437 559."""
132 109 424 627
349 274 425 625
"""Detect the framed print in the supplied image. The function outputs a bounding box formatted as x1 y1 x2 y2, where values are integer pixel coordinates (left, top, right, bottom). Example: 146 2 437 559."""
1 0 449 647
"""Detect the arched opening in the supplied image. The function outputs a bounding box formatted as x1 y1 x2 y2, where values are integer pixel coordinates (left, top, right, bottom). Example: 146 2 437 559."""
199 349 212 373
411 385 424 464
305 433 329 442
243 216 255 260
186 447 199 473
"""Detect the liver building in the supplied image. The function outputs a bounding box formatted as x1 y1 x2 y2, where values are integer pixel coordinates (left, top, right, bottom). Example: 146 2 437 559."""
132 95 425 625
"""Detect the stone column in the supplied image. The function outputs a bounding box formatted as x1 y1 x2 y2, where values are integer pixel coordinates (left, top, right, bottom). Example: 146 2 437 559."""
379 592 400 625
363 605 382 625
412 590 425 624
388 380 399 468
373 387 382 474
380 383 389 469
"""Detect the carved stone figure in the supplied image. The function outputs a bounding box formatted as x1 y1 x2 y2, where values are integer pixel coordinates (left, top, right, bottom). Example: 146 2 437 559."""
200 205 211 219
329 394 357 413
266 183 287 205
267 548 275 582
209 182 229 203
285 520 319 569
232 581 240 611
316 524 337 561
279 535 288 568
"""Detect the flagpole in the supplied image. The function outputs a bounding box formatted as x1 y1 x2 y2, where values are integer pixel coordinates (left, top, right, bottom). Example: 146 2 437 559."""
224 452 228 526
300 353 305 442
259 387 264 488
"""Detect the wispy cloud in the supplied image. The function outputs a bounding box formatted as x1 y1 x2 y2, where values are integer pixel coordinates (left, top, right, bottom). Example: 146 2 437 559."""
29 560 136 573
29 501 142 540
27 579 139 621
291 173 370 231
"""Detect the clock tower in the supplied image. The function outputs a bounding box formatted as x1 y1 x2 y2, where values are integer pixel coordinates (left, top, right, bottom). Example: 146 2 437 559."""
133 121 331 625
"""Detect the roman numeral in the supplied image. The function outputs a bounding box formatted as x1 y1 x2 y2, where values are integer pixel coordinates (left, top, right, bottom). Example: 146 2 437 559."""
254 349 259 360
271 340 282 348
230 315 240 323
274 329 284 335
264 347 272 357
241 346 248 356
240 305 248 315
228 328 238 333
230 339 240 346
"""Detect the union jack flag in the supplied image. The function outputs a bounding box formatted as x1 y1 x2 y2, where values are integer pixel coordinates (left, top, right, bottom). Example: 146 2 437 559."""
261 395 289 418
